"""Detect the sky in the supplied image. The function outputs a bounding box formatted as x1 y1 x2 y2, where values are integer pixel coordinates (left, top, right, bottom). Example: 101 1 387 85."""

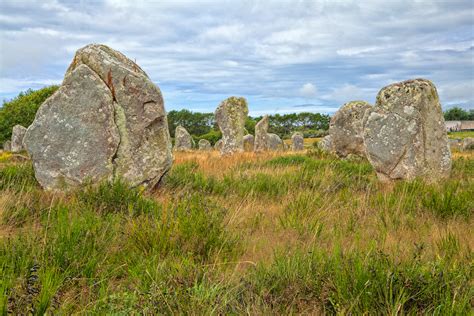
0 0 473 115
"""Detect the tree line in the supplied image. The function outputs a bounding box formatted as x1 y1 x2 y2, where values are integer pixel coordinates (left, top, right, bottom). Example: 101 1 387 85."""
0 86 472 144
168 110 330 144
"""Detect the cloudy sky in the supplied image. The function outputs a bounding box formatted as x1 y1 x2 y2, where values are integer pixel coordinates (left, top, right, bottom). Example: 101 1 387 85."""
0 0 473 115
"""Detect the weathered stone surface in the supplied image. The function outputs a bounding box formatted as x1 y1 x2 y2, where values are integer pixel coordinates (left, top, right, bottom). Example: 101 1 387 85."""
215 96 248 155
198 139 212 151
267 133 284 151
318 135 333 152
3 140 11 151
329 101 372 157
462 137 474 150
24 44 172 190
11 125 27 153
254 115 269 152
175 126 193 151
214 139 223 151
243 134 254 151
291 132 304 151
363 78 451 181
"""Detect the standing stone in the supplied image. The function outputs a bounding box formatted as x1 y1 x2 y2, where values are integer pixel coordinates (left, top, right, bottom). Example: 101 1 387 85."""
448 139 461 151
174 126 193 151
215 96 248 155
329 101 372 157
214 139 223 151
318 135 333 152
254 115 269 152
267 133 284 151
198 139 212 151
243 134 254 151
291 132 304 151
11 125 28 153
363 78 451 181
24 44 172 190
462 137 474 150
3 140 11 151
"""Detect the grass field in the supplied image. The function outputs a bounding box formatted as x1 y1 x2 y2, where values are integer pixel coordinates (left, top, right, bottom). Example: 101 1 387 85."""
448 130 474 139
1 149 473 314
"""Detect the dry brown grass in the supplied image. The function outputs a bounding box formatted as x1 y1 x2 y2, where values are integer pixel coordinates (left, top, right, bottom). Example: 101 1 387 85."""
165 149 474 266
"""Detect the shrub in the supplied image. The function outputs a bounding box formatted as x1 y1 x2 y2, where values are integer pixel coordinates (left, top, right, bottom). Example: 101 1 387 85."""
0 86 58 143
194 129 222 145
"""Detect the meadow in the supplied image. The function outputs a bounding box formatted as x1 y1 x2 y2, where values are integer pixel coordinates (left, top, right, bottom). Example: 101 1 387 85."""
1 147 473 314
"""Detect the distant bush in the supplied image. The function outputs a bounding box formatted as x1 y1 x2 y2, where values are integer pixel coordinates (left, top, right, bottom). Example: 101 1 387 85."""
194 129 222 145
0 86 58 143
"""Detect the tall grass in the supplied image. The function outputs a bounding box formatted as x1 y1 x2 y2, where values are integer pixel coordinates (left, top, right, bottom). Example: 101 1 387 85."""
1 150 472 313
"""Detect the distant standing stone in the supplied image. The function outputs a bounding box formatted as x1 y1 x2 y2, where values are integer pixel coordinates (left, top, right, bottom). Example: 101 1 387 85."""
215 96 248 155
330 101 372 157
448 139 461 151
243 134 254 151
363 78 451 181
214 139 223 151
254 115 269 152
291 132 304 151
175 126 194 151
267 133 284 151
318 135 333 152
198 139 212 151
3 140 11 152
24 44 173 190
11 125 28 153
462 137 474 150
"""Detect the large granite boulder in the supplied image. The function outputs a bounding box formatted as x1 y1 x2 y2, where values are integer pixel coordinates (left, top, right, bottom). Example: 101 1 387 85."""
291 132 304 151
175 126 193 151
363 79 451 181
24 44 172 190
462 137 474 150
198 139 212 151
215 96 248 155
11 125 27 153
254 115 269 152
243 134 254 151
267 133 284 151
329 101 372 157
3 140 11 152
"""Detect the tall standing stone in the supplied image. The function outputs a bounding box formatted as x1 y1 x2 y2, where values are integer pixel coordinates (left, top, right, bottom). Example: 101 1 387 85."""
215 96 248 155
174 126 193 151
291 132 304 151
254 115 269 152
198 139 212 151
318 135 333 152
243 134 254 151
11 125 28 153
24 44 172 190
363 79 451 181
329 101 372 157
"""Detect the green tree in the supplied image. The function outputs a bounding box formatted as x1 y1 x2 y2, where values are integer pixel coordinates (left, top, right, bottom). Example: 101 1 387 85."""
0 86 58 143
444 107 472 120
167 109 215 137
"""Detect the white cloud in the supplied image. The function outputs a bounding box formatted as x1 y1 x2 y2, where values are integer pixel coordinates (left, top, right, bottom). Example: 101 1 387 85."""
0 0 472 112
299 83 317 98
